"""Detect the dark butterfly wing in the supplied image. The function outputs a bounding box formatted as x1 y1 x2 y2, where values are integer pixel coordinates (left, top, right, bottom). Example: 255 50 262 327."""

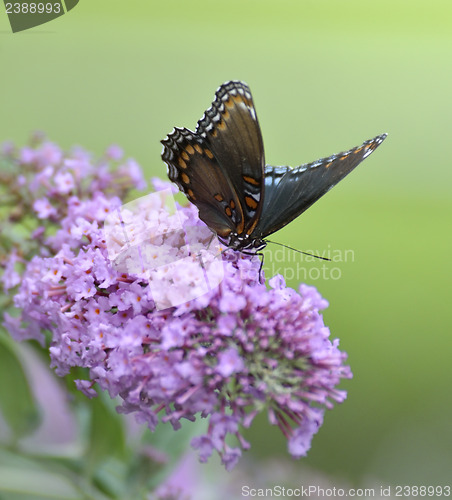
196 81 265 237
161 127 244 239
253 133 388 238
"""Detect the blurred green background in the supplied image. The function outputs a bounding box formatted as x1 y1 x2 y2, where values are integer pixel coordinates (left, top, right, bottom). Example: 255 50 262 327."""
1 0 451 493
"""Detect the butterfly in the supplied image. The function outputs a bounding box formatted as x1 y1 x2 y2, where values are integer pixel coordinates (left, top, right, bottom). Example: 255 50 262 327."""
161 81 387 254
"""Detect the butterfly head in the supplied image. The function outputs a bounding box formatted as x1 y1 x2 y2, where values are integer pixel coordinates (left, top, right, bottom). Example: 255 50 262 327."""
222 232 267 253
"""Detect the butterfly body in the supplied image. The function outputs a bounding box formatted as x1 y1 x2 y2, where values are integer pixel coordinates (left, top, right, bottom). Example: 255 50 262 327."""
161 81 387 253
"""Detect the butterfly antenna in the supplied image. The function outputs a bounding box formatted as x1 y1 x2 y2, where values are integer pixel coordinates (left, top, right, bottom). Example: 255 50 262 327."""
266 240 331 261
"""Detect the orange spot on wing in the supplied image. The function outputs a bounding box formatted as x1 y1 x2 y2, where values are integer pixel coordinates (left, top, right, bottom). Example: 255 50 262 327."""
205 149 214 159
181 151 190 161
181 173 190 184
186 145 195 155
243 175 260 186
230 94 251 108
178 158 187 169
194 144 202 154
214 193 224 202
245 196 258 210
230 200 235 209
225 206 232 217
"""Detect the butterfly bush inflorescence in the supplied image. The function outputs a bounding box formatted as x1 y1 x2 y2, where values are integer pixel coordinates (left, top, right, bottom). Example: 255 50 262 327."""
1 135 352 471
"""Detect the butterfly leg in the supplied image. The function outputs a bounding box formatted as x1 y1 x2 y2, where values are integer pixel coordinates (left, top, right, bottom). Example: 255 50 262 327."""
257 252 265 284
240 250 265 284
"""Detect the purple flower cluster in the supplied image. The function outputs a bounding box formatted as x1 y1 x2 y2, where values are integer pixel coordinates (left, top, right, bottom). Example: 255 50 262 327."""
1 137 352 471
0 133 145 278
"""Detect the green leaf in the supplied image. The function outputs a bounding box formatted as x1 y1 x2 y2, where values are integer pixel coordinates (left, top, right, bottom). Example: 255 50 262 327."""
0 466 81 499
0 448 113 500
85 392 126 475
0 334 40 439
